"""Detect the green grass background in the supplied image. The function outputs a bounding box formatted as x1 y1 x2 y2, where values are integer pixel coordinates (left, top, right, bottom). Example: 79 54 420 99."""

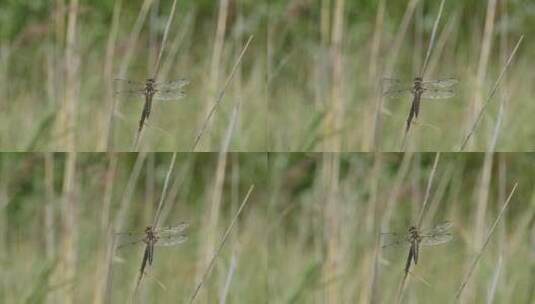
2 152 534 303
1 1 534 151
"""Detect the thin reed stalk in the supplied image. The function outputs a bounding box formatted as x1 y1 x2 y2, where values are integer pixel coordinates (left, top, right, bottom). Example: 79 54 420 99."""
191 35 253 151
152 0 179 78
101 0 123 151
470 0 498 145
106 0 153 149
397 152 440 304
58 152 78 304
201 0 231 149
92 154 118 304
324 0 345 151
189 185 255 304
368 0 385 151
321 153 342 302
420 0 446 76
133 0 181 149
416 153 440 228
152 153 177 228
194 138 232 301
459 35 524 151
455 183 518 301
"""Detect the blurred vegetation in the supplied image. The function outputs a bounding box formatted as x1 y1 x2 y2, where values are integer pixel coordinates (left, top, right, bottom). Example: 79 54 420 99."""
1 152 535 302
1 0 534 150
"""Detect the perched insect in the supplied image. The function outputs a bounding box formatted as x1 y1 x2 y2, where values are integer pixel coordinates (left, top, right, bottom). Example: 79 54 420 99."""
114 78 189 132
382 77 458 132
115 223 188 286
381 221 453 274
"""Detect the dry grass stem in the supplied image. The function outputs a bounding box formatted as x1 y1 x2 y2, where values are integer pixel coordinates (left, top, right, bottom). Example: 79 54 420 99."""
420 0 446 76
454 182 518 301
416 152 440 228
152 153 177 228
189 185 255 304
459 35 524 151
191 35 253 151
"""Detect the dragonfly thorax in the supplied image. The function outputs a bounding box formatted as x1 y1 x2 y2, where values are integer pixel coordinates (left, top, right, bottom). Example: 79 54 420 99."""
411 77 424 94
143 225 159 243
408 226 421 242
144 79 156 97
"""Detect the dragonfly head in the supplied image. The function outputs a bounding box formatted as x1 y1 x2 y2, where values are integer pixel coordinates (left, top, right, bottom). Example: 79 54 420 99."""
146 78 156 85
145 225 152 233
414 77 423 83
408 226 417 233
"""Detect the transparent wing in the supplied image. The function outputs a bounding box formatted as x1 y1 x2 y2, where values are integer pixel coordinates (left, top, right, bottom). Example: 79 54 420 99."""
421 78 458 88
420 221 453 246
421 221 452 234
115 231 145 248
420 233 453 246
421 87 456 99
157 223 189 234
153 89 187 101
381 78 412 98
380 232 408 248
113 78 145 97
154 79 190 90
420 78 457 100
156 235 188 247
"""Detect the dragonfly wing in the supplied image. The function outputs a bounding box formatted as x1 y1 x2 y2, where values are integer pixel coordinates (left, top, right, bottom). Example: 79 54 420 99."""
420 233 453 246
421 221 453 234
113 78 147 98
421 78 458 88
158 223 189 234
153 89 186 101
380 232 407 248
420 221 453 246
154 79 190 90
381 78 412 98
156 235 188 247
114 78 145 87
114 89 146 98
115 232 145 248
421 87 456 99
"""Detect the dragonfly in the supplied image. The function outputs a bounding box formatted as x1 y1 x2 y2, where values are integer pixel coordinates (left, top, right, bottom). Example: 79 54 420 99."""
381 77 458 132
114 78 189 132
115 223 189 286
380 221 453 275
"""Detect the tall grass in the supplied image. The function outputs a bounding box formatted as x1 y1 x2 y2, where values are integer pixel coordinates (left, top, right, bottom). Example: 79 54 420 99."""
2 153 535 302
1 1 532 151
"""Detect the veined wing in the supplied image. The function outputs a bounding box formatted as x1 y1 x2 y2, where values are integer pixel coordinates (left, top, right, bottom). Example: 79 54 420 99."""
156 223 188 247
154 79 190 90
113 78 146 97
157 223 189 234
421 78 458 100
153 89 187 101
115 231 145 248
381 78 412 98
420 221 453 246
421 87 456 99
157 235 188 247
153 79 189 101
421 78 458 88
380 232 409 248
421 221 452 234
420 233 453 246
